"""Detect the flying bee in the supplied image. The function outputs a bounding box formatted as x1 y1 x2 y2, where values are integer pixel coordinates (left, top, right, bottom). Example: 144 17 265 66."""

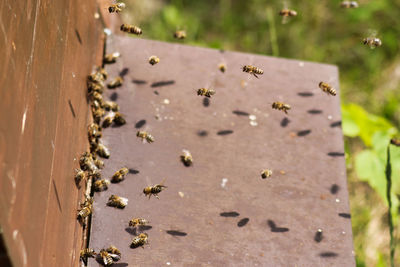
242 65 263 78
272 102 291 114
106 246 121 257
143 180 167 199
108 2 126 13
99 249 120 266
102 112 115 128
180 149 193 166
77 197 93 221
107 194 128 208
319 82 337 96
107 76 123 89
96 142 110 158
80 248 96 260
363 37 382 49
340 1 359 8
279 9 297 17
103 101 120 111
261 169 273 179
120 24 142 35
93 179 111 192
131 233 148 248
103 52 120 64
391 138 400 146
149 55 160 65
218 63 227 73
111 167 129 183
129 218 149 227
197 88 215 98
75 168 87 185
94 158 105 169
174 30 186 39
114 112 126 125
137 131 154 143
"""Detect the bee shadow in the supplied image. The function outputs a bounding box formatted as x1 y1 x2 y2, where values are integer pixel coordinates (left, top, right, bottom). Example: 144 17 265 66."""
330 121 342 128
119 68 129 77
68 99 76 118
220 211 240 217
110 92 118 101
151 80 175 88
267 220 289 233
314 231 323 243
319 252 338 258
232 110 250 116
132 79 147 85
327 152 345 157
128 168 140 174
74 29 82 44
217 130 234 136
280 117 290 127
135 119 146 129
166 230 188 237
330 184 340 194
297 129 311 137
297 92 314 97
237 218 249 227
307 109 323 114
125 225 153 235
338 213 351 219
112 264 129 267
203 97 210 107
197 130 208 137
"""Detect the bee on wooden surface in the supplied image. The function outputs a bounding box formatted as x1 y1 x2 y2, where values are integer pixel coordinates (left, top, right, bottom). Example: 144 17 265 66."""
390 138 400 146
149 55 160 65
80 152 98 172
103 52 120 64
107 194 128 208
99 249 120 266
340 1 359 8
94 158 105 169
92 109 105 124
319 82 337 96
91 91 104 103
107 76 123 89
180 149 193 166
88 123 102 139
242 65 263 78
87 82 104 94
137 131 154 143
261 169 273 179
363 37 382 49
98 67 108 80
114 112 126 125
272 102 291 114
131 233 148 248
174 30 186 39
108 2 125 13
97 142 110 158
103 101 120 111
106 245 121 257
111 167 129 183
75 168 87 185
218 63 227 73
102 112 115 128
80 248 96 260
77 197 93 221
129 218 149 227
197 88 215 98
89 169 102 180
93 179 110 192
88 71 105 84
120 24 142 35
143 180 167 199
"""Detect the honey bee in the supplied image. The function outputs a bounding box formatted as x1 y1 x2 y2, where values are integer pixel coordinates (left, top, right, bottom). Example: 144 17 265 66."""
107 76 123 89
129 218 149 227
88 123 102 139
149 55 160 65
279 9 297 17
103 52 120 64
107 194 128 208
218 63 227 73
111 167 129 183
77 197 93 221
98 67 108 80
363 37 382 49
319 82 337 96
92 109 105 124
272 102 291 114
143 180 167 199
75 168 87 185
114 112 126 125
197 88 216 98
88 71 105 84
93 179 111 192
242 65 263 78
261 169 273 179
106 245 121 257
180 149 193 166
91 91 104 103
340 1 359 8
87 82 104 94
80 248 96 260
174 30 186 39
80 152 98 172
390 138 400 146
89 169 102 180
137 131 155 143
96 142 110 158
103 101 120 111
131 233 148 248
108 2 126 13
102 112 115 128
99 249 120 266
120 24 142 35
94 158 105 169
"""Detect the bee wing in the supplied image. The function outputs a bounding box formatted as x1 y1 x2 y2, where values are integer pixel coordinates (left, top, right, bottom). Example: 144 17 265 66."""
109 253 120 261
367 29 378 37
159 177 167 186
281 16 289 25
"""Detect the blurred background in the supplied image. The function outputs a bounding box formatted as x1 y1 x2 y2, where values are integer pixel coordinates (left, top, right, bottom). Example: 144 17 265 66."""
118 0 400 266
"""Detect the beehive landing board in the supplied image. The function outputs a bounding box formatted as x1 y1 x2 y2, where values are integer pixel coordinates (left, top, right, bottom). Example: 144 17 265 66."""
88 36 355 267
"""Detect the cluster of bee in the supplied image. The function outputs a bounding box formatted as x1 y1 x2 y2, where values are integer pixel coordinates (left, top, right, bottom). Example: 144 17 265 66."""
80 246 121 266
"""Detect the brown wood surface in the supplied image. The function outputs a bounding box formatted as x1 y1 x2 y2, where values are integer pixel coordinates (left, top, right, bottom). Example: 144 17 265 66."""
0 0 104 266
88 36 355 266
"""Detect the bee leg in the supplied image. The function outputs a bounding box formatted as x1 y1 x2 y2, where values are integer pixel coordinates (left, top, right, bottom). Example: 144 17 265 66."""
253 73 259 79
284 110 288 114
155 194 159 199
